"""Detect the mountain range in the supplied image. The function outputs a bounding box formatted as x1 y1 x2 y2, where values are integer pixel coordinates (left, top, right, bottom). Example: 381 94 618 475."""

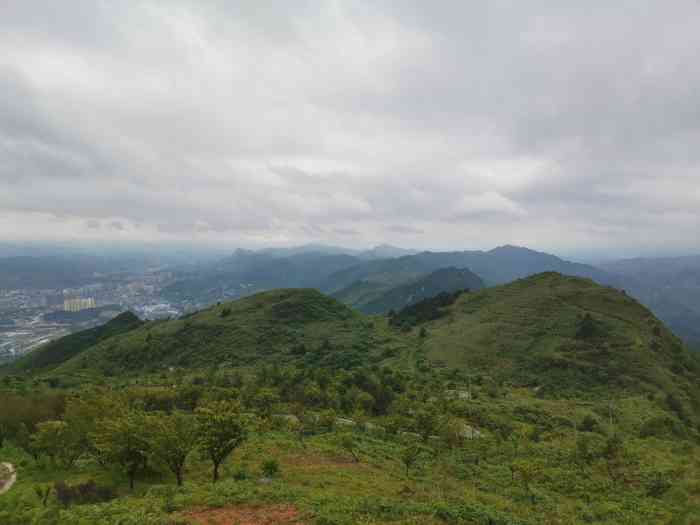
6 273 699 411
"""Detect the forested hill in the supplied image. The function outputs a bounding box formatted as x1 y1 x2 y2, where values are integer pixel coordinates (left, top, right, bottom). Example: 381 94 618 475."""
6 312 142 374
7 274 700 411
352 267 485 314
322 245 617 293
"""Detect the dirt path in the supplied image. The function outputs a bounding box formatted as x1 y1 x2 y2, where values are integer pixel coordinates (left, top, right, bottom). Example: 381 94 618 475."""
0 463 17 495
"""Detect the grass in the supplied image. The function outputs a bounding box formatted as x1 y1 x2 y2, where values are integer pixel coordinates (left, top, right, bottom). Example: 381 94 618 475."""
1 382 698 524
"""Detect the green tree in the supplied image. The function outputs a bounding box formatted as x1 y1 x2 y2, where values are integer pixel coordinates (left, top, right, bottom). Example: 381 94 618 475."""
338 432 360 463
149 411 199 486
92 410 150 490
196 401 248 482
31 421 83 468
415 409 440 443
512 459 541 504
401 444 421 477
252 388 279 419
15 423 38 461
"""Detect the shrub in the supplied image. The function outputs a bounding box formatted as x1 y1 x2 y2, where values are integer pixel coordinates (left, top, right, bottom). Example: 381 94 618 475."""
261 459 280 478
233 467 249 481
580 415 599 433
54 480 114 507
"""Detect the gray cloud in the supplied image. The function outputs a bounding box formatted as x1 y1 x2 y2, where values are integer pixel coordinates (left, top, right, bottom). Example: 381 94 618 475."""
0 1 699 256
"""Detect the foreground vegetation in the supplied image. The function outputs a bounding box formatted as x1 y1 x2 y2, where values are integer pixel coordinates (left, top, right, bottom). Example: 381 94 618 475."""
1 273 699 524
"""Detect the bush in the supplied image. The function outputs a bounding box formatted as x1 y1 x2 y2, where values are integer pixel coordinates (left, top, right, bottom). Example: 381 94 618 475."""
233 466 249 481
580 415 599 432
261 459 280 478
54 480 114 507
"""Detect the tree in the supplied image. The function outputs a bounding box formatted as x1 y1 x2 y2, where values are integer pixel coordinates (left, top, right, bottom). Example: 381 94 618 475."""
31 421 83 468
401 445 421 477
512 459 541 504
252 388 279 419
15 423 39 461
92 410 151 490
576 313 596 339
149 411 199 486
415 409 440 443
196 401 248 483
338 432 360 463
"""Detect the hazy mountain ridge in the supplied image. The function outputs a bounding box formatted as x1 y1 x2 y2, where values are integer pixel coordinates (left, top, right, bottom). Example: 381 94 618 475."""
343 267 485 315
599 255 700 344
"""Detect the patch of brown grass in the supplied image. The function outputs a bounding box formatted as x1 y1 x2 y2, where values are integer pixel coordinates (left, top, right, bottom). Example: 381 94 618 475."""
184 504 306 525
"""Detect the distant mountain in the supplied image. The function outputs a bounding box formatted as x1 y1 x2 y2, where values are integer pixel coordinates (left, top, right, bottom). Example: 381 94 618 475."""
338 267 485 314
321 245 618 294
257 243 360 258
162 251 362 303
599 255 700 344
0 256 117 289
358 244 418 260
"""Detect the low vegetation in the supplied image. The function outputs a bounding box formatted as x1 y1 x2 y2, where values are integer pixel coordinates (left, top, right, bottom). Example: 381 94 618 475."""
1 273 699 524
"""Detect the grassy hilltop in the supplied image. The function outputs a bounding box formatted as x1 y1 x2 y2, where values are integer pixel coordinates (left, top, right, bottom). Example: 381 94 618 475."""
1 273 699 524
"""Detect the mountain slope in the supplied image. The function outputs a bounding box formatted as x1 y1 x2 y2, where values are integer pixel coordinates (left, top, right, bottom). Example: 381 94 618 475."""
46 289 407 378
322 245 619 294
4 311 142 373
419 273 700 406
162 251 361 303
599 255 700 344
14 273 699 412
354 267 485 314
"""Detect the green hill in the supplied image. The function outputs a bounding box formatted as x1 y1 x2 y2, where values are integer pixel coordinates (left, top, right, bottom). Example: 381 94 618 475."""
11 274 700 411
418 273 700 403
5 311 142 374
353 267 484 314
3 273 700 524
44 289 408 380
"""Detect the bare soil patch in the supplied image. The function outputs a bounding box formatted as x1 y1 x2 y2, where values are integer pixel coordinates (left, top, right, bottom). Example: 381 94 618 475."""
184 504 305 525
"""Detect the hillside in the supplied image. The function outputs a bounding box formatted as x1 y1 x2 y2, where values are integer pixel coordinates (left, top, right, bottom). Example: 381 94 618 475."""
5 312 142 373
41 289 409 380
320 245 619 295
2 274 700 524
418 273 700 404
351 267 485 315
162 251 362 303
599 255 700 345
12 274 700 408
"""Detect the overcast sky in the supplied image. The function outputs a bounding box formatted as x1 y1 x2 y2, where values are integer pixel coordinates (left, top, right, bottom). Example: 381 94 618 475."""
1 1 699 257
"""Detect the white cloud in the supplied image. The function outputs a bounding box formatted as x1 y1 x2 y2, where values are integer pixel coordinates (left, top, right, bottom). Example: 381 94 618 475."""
0 1 699 256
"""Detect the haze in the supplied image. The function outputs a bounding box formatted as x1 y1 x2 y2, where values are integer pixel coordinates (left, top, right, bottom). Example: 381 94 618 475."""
1 1 699 258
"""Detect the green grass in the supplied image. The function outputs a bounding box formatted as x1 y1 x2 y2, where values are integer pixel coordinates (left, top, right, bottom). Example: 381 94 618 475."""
1 383 699 524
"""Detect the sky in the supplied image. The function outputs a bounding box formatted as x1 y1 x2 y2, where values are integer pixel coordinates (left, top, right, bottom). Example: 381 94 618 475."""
1 1 699 258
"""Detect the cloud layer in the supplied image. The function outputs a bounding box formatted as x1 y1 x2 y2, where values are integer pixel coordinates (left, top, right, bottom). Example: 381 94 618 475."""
1 1 699 256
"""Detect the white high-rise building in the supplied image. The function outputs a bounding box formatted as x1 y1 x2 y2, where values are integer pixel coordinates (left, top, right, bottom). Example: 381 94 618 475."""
64 297 96 312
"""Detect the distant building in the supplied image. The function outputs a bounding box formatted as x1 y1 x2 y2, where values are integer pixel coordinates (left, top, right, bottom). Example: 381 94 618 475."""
64 297 96 312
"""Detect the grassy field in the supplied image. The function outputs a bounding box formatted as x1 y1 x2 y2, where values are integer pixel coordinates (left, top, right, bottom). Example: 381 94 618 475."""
2 381 699 525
